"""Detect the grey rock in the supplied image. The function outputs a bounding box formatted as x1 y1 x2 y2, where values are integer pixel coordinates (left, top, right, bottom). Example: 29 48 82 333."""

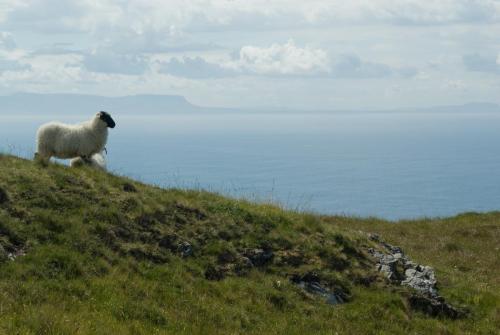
177 241 193 258
291 272 348 306
368 234 465 318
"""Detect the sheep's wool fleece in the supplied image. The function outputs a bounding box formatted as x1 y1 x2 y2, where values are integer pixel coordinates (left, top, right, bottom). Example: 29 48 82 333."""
37 117 108 159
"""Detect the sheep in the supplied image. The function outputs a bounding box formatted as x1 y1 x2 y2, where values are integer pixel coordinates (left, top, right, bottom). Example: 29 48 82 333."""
35 111 115 164
69 150 107 170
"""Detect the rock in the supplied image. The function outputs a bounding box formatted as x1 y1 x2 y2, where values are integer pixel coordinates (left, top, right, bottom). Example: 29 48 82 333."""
291 272 348 306
243 248 273 267
368 234 465 318
405 268 417 278
177 241 193 258
393 253 403 259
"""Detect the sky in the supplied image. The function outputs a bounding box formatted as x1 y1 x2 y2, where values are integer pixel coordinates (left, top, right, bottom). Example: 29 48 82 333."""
1 0 500 110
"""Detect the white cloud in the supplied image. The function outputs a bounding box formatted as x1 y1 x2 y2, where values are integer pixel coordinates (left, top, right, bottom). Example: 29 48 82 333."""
228 40 330 76
159 41 416 79
158 56 237 79
2 0 500 36
0 1 499 109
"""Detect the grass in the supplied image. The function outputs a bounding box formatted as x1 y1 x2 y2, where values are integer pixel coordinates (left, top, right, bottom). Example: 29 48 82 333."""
0 154 498 334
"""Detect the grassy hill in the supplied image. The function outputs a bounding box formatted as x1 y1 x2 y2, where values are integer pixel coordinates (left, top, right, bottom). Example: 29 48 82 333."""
0 154 498 334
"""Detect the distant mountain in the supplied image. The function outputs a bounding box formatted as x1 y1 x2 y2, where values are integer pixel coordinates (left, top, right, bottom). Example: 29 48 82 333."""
1 93 499 115
408 102 500 114
0 93 205 115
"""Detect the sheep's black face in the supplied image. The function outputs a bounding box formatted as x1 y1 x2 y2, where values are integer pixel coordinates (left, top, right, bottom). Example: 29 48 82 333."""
98 111 116 128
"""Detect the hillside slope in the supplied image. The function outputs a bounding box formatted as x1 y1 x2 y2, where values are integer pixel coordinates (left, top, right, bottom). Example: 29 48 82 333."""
0 155 498 334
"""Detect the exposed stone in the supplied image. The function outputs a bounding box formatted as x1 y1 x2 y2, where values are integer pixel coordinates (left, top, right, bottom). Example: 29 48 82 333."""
177 241 193 258
368 244 438 298
367 233 466 318
291 272 348 306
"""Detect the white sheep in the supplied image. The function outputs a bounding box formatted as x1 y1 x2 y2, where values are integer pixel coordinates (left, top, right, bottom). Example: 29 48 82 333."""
69 151 107 170
35 111 115 164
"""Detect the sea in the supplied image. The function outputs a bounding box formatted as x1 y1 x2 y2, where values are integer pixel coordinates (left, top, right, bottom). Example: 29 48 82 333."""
1 111 499 220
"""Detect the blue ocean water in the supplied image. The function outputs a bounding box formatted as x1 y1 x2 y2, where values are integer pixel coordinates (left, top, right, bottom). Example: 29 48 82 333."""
1 112 500 220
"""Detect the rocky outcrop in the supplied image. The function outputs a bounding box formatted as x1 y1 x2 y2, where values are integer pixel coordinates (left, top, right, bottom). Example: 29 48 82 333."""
368 233 466 319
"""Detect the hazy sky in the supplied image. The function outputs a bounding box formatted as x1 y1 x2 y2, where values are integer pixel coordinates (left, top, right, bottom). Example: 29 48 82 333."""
1 0 500 110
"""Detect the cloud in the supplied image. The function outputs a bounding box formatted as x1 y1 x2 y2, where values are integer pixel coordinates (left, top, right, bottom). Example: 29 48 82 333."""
159 41 416 80
0 32 16 49
0 59 30 73
158 40 330 78
330 55 391 78
0 32 31 73
82 50 149 75
158 57 237 79
463 53 500 74
1 1 497 109
2 1 500 37
2 0 88 33
229 40 330 76
30 43 83 56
